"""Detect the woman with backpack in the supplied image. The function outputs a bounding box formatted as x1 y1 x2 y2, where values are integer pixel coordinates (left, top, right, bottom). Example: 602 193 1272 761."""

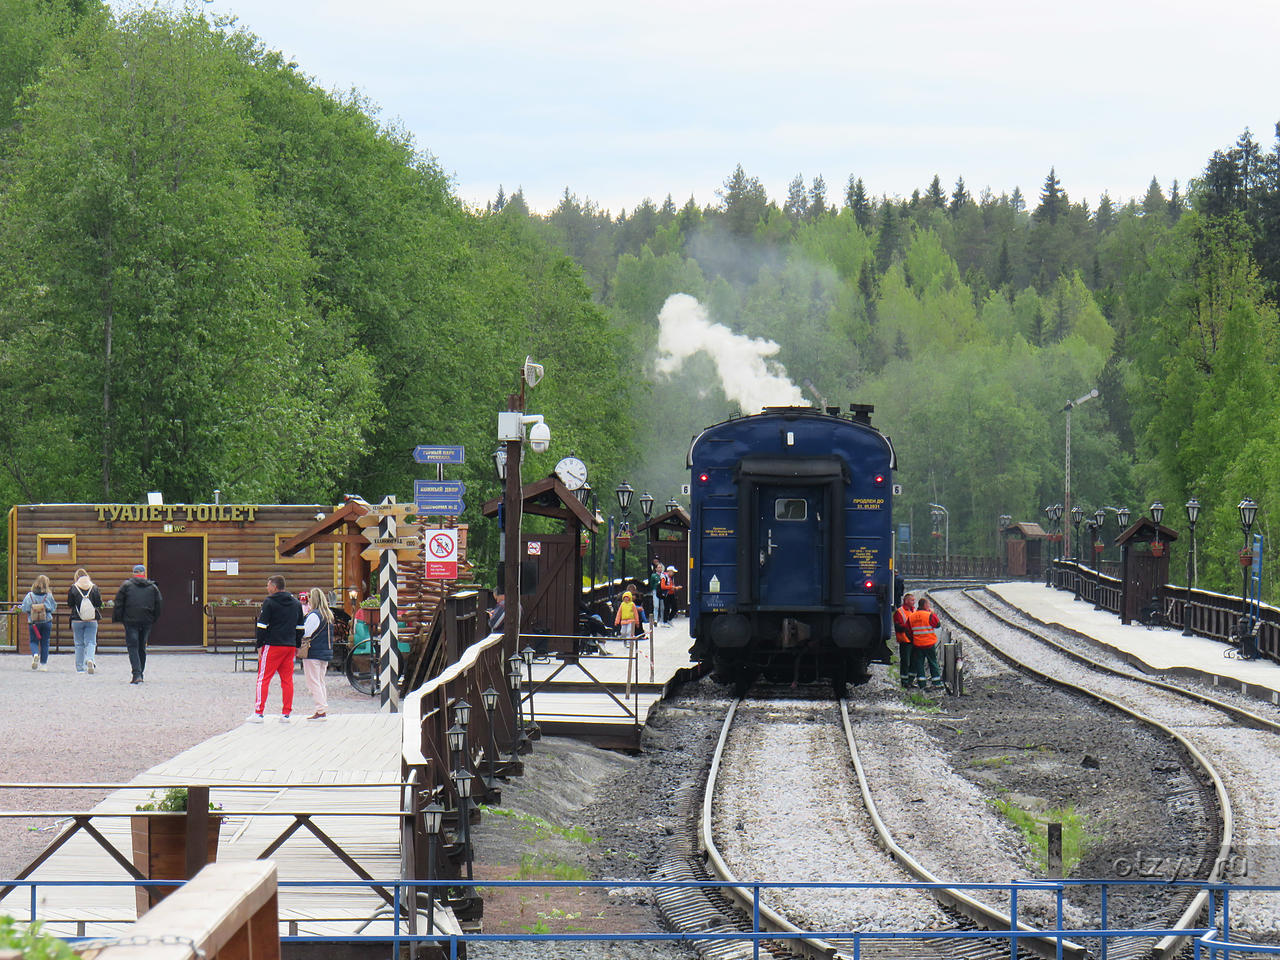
68 568 103 674
20 575 57 671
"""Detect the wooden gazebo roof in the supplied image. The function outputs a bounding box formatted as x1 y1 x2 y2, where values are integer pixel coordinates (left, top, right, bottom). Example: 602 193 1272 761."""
638 506 690 533
277 496 370 556
1115 518 1179 546
480 476 599 531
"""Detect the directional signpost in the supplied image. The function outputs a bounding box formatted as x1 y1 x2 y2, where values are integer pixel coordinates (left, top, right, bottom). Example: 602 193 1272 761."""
414 479 466 516
359 495 420 713
413 445 465 465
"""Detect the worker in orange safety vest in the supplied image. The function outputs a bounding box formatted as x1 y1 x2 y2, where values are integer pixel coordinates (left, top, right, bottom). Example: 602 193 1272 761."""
893 593 916 688
907 596 943 690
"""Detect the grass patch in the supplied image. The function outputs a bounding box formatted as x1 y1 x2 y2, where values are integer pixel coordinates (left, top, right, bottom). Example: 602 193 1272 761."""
513 853 589 882
479 805 595 844
904 690 942 712
992 799 1092 874
971 755 1012 767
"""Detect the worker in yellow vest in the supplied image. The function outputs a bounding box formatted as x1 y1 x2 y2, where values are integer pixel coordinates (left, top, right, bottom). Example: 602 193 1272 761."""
907 596 943 690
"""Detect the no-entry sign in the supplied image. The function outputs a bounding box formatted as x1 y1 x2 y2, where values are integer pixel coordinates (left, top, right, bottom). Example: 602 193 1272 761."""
425 529 458 579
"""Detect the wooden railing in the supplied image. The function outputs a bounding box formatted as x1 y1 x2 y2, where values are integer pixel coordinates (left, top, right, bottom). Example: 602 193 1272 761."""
1048 560 1280 664
91 861 279 960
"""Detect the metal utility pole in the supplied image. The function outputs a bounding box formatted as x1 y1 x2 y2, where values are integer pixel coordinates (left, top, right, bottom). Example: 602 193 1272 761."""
1062 389 1099 558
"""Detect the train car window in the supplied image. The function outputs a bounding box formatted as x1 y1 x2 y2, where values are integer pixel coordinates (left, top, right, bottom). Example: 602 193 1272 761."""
775 499 807 521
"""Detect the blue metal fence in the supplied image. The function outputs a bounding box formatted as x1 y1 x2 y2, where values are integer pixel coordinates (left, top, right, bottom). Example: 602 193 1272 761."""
7 876 1278 959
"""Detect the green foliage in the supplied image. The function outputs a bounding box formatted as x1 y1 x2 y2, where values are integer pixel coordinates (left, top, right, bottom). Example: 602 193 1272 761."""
0 917 78 960
135 787 221 812
991 799 1091 875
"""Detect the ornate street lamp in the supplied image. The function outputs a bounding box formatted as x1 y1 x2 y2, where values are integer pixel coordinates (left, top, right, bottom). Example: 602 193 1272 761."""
521 645 538 731
423 801 445 935
1183 498 1201 636
1239 497 1259 610
1150 501 1165 560
574 481 591 506
616 481 635 588
1070 505 1085 601
506 653 525 757
666 497 680 512
452 767 475 880
481 687 500 791
1117 506 1130 529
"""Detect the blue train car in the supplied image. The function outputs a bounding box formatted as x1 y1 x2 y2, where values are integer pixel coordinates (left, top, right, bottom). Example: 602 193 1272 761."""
686 405 896 695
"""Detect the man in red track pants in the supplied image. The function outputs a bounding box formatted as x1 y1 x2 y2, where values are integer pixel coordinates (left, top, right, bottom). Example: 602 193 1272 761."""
248 575 304 723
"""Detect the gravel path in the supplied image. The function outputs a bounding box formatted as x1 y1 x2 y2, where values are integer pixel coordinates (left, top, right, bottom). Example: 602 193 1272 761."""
0 648 381 880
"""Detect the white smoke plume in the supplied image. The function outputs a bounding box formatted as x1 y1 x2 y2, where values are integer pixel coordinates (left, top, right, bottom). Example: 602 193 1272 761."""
654 293 807 413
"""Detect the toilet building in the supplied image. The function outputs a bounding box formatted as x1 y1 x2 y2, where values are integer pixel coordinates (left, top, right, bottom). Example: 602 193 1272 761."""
6 502 340 649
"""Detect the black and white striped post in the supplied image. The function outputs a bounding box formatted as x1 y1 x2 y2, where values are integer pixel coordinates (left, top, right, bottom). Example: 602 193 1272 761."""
378 495 400 713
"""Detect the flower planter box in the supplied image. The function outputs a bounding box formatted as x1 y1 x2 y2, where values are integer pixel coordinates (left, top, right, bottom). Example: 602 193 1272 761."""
131 814 222 916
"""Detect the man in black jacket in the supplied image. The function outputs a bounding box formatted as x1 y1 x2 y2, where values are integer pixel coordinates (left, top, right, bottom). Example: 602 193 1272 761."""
113 564 163 684
249 575 304 722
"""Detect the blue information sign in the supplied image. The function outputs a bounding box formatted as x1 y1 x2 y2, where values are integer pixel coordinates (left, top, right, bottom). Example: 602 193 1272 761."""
415 499 465 516
414 480 466 499
898 523 911 543
413 445 465 465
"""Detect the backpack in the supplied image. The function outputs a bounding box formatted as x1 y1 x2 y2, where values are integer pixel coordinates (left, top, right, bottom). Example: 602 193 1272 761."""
77 588 96 621
29 595 48 623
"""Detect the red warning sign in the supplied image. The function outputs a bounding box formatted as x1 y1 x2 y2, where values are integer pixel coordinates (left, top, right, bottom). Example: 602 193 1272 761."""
425 530 458 579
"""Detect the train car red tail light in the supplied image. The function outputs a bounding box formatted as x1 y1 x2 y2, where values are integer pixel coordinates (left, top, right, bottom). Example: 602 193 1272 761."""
698 472 710 484
863 578 875 591
873 474 885 486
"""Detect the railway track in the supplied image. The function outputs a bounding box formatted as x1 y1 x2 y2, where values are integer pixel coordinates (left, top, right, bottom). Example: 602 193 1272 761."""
656 692 1095 960
655 582 1273 960
936 587 1280 948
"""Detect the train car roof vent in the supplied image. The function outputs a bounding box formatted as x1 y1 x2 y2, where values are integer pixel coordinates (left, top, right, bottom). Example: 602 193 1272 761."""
849 403 874 424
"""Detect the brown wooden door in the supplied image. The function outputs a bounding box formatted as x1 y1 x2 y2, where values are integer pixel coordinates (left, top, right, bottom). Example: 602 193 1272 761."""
650 540 688 609
1006 539 1027 577
146 536 205 646
521 534 576 636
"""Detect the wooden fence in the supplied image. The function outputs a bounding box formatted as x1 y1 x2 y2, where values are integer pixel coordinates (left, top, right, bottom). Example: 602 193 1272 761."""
1049 559 1280 664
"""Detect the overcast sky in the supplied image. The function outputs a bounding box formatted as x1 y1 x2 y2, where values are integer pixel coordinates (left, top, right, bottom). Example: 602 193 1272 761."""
174 0 1280 215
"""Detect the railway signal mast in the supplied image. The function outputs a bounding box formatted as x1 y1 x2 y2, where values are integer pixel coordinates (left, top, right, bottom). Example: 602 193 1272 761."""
1062 388 1099 559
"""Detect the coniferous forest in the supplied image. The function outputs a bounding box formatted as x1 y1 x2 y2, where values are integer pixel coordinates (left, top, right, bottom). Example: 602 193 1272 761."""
3 3 1280 598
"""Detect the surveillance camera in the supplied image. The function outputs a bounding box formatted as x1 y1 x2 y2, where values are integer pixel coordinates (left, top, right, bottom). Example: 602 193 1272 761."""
523 356 544 388
528 420 551 452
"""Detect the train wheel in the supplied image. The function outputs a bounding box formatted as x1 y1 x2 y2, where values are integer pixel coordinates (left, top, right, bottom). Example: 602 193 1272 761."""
732 663 755 698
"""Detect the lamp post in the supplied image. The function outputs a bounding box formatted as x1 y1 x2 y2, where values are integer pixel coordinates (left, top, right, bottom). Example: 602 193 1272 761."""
451 767 474 881
1183 498 1200 636
1150 501 1164 561
615 481 634 589
1070 505 1085 601
423 801 444 936
1093 507 1106 567
1239 497 1259 610
522 645 538 731
639 491 655 569
666 497 680 512
1062 388 1099 558
481 687 500 792
1089 516 1105 610
928 502 949 565
496 359 551 667
506 652 525 757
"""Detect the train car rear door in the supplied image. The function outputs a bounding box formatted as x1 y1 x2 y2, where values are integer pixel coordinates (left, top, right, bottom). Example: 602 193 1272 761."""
755 486 823 606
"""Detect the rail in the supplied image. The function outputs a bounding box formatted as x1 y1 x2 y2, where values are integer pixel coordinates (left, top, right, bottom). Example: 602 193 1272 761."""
1050 560 1280 664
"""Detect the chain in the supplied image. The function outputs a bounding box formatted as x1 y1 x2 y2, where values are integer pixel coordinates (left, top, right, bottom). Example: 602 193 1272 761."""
74 933 206 958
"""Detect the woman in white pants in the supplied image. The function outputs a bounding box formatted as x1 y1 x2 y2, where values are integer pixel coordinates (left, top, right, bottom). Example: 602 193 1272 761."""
301 588 334 720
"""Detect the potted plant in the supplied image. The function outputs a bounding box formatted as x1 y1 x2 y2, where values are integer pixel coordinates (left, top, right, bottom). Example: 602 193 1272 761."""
1150 541 1165 557
132 787 222 916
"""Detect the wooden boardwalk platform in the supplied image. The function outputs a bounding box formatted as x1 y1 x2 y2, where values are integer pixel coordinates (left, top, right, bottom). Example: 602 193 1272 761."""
7 714 406 939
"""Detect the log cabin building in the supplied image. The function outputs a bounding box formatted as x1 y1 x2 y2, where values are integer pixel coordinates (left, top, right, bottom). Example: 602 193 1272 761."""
7 502 342 650
7 499 469 654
